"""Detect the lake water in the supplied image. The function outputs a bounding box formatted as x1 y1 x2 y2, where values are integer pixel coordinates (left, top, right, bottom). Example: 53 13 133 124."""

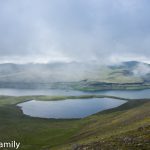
0 88 150 99
17 98 127 119
1 88 149 119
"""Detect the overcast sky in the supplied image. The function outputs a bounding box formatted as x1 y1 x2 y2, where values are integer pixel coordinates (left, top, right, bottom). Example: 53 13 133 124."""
0 0 150 64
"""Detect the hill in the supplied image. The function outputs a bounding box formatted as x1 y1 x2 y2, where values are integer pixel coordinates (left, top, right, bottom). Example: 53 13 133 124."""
0 61 150 90
0 96 149 150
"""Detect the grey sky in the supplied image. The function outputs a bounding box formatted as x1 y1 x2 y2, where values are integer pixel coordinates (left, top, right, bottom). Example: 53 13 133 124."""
0 0 150 64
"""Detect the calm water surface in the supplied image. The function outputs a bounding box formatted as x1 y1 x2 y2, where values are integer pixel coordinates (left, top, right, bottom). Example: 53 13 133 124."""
0 88 150 99
17 98 126 119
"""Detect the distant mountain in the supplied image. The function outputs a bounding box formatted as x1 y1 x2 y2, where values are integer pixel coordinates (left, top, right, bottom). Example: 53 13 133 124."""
0 62 104 83
0 61 149 89
121 61 140 68
110 61 149 69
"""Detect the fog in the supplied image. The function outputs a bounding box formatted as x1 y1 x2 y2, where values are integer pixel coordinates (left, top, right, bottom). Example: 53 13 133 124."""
0 0 150 64
132 63 150 76
0 62 106 82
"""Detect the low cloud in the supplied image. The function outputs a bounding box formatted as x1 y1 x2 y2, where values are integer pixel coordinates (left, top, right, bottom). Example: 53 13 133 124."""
0 0 150 64
132 63 150 76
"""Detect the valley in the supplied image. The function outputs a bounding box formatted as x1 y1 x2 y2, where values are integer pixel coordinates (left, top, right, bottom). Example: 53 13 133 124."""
0 61 149 149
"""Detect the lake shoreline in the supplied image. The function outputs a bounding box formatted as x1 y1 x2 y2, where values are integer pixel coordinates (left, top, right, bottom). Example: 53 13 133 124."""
0 95 149 150
17 98 127 119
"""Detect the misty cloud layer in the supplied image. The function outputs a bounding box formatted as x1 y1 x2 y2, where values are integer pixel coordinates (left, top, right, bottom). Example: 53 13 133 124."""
0 0 150 64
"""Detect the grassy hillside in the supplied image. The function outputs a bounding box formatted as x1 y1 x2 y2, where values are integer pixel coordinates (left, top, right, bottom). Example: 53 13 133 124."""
0 96 149 150
0 61 150 90
72 125 150 150
68 100 150 146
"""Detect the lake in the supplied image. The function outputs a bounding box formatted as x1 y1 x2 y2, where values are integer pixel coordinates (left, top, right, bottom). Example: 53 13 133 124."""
1 88 149 119
17 98 127 119
0 88 150 99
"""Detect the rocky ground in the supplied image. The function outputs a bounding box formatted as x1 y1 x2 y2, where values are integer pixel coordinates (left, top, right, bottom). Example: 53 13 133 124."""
73 125 150 150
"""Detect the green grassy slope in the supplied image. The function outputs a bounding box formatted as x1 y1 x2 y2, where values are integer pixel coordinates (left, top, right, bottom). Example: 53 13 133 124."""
71 100 150 141
72 125 150 150
0 96 149 150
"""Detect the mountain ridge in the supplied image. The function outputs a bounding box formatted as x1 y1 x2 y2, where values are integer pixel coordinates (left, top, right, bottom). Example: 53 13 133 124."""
0 61 150 90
